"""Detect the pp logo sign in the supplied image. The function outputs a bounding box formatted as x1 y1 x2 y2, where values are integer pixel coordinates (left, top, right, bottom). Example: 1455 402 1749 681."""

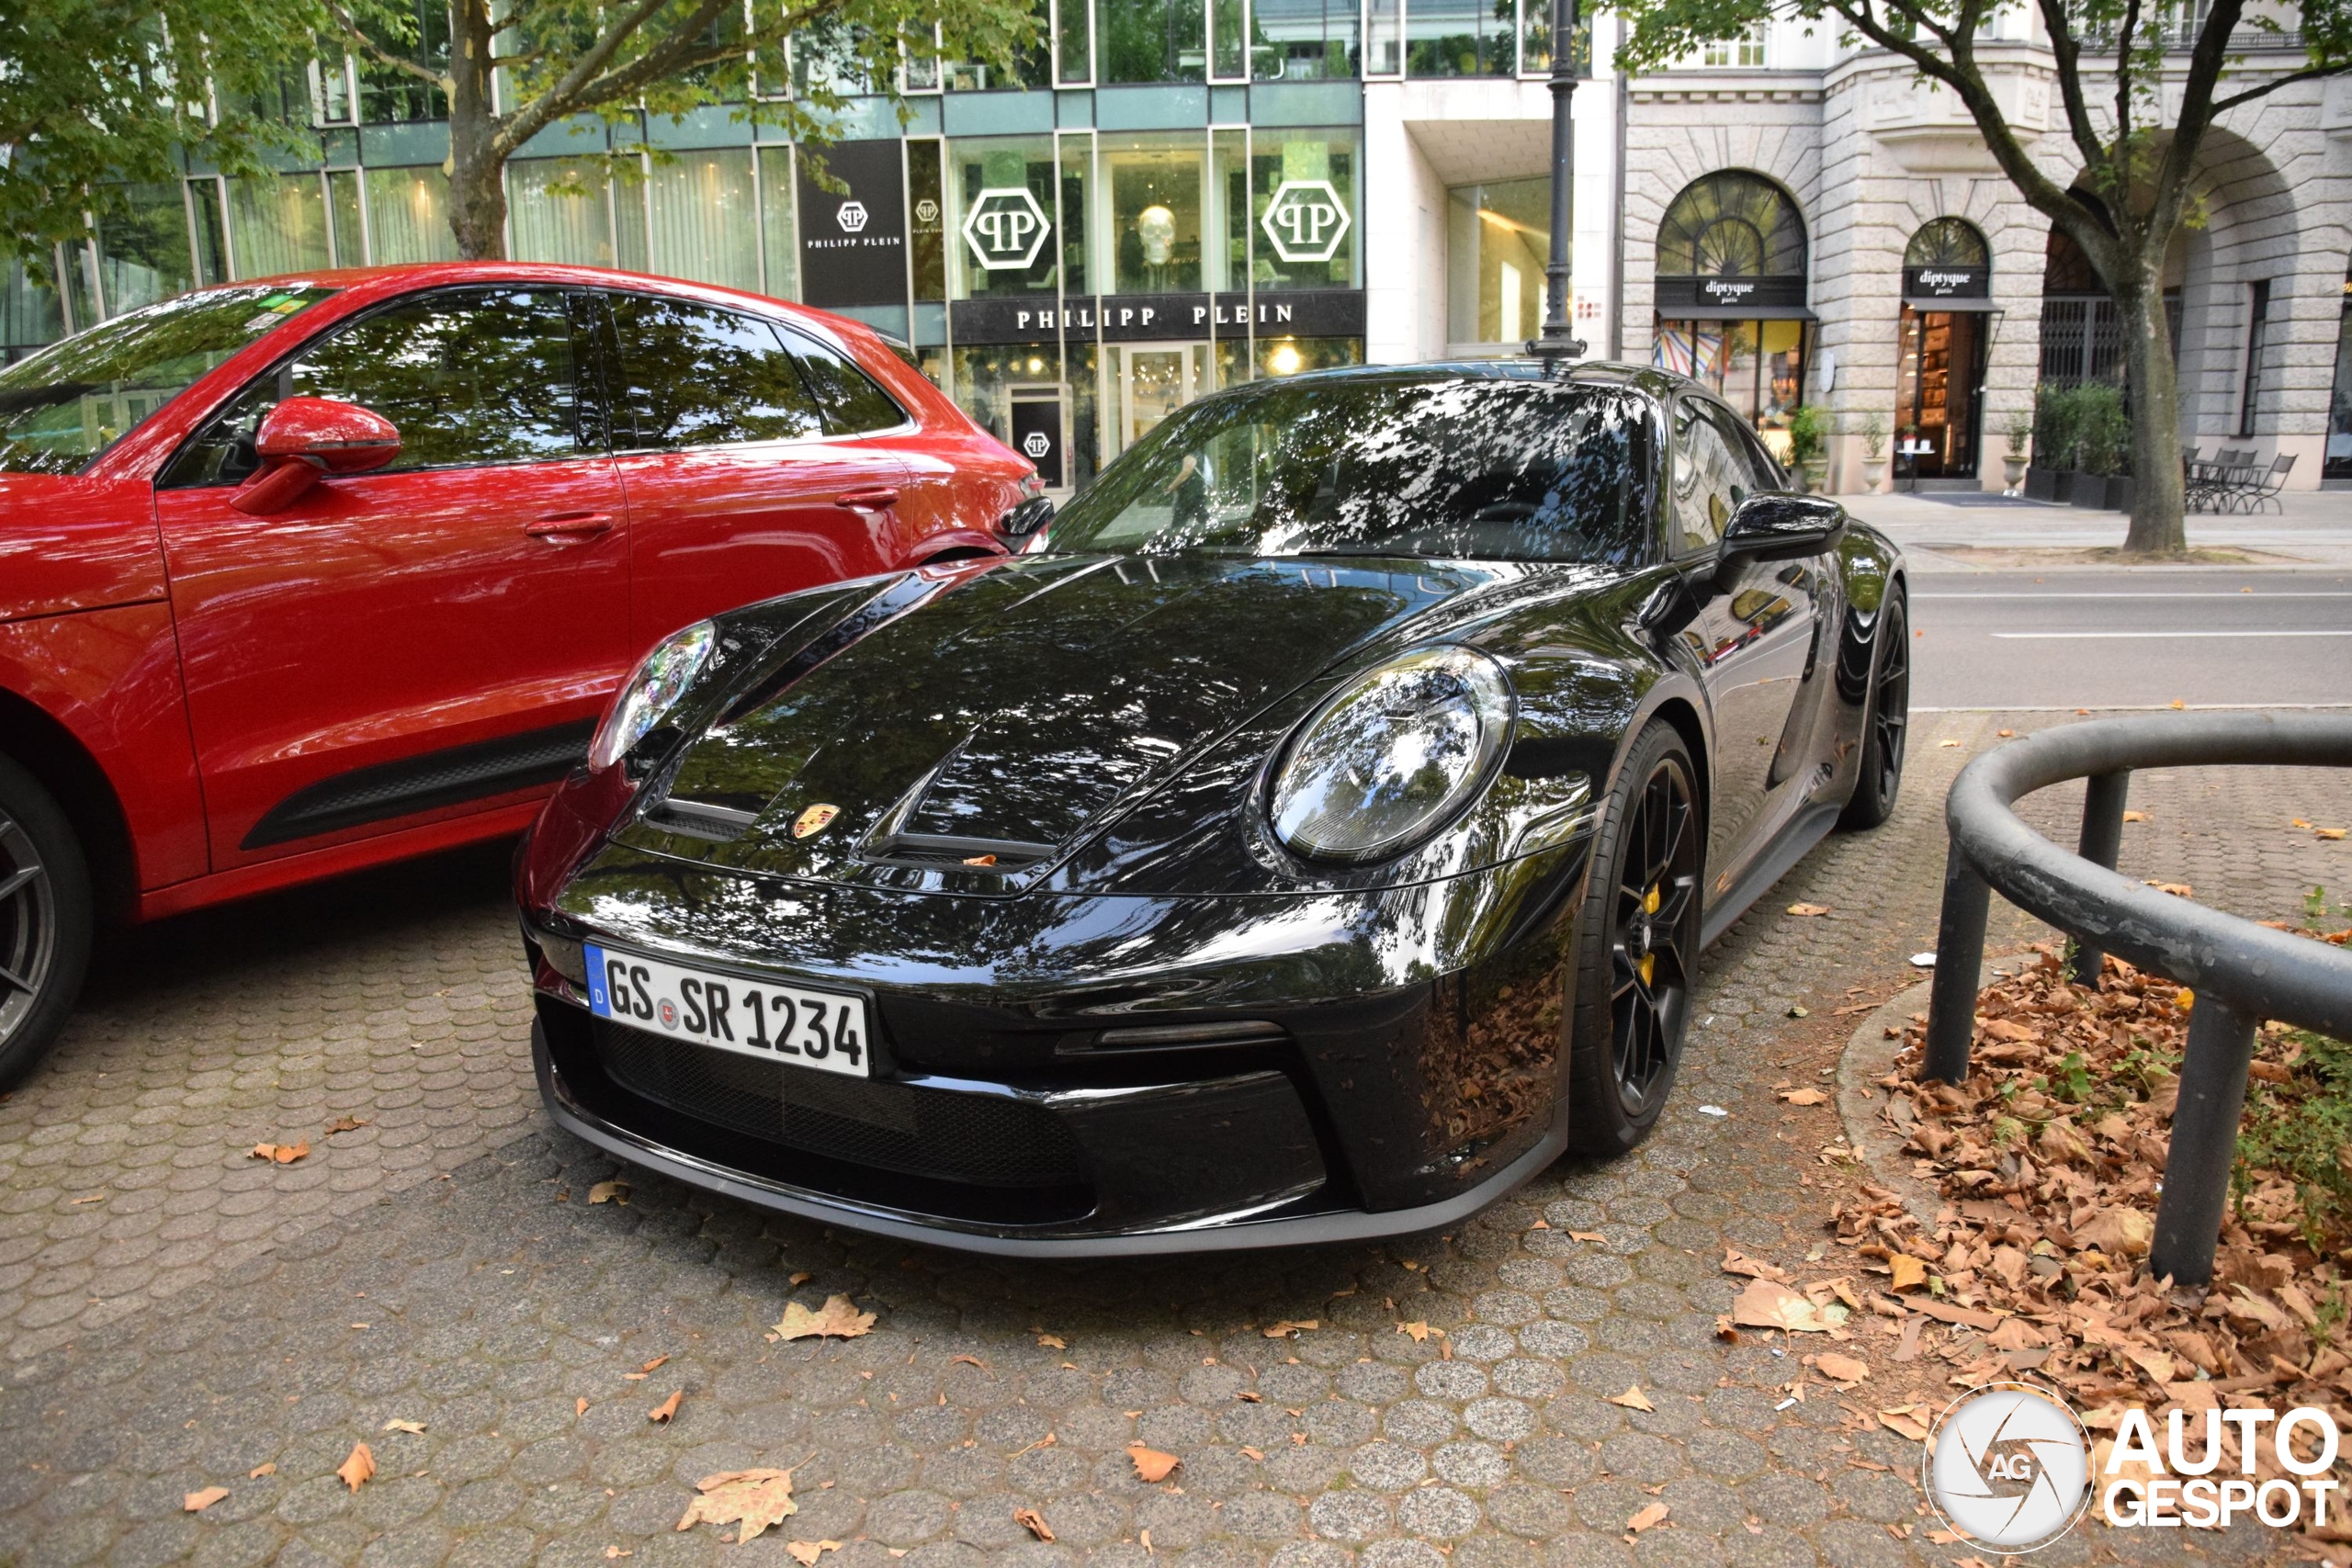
914 197 941 225
836 200 869 234
1260 179 1351 264
1022 431 1052 459
963 186 1051 271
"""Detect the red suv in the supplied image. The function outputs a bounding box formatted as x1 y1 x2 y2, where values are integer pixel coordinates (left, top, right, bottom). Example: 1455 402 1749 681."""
0 263 1035 1085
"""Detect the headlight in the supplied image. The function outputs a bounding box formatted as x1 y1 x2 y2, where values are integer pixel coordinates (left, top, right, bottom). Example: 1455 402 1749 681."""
588 620 716 772
1270 645 1514 863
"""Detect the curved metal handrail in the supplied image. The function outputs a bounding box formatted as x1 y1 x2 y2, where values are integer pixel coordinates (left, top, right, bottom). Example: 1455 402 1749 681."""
1923 712 2352 1287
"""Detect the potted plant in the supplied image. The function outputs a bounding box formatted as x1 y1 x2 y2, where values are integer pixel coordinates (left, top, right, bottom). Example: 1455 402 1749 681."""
1786 404 1827 492
2002 411 2031 495
1859 412 1889 494
2069 384 2131 511
2025 383 2079 503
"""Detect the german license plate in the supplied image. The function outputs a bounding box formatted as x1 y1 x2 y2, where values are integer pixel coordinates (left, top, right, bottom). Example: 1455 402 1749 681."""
584 943 872 1078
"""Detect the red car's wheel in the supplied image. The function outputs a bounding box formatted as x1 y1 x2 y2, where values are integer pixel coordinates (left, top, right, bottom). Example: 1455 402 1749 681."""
0 755 90 1090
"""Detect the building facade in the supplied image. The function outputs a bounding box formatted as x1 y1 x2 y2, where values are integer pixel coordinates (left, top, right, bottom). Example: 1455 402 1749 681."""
6 2 2346 492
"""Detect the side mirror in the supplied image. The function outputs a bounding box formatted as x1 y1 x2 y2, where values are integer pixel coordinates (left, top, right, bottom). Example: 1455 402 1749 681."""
1719 491 1845 567
1000 495 1056 537
231 397 401 515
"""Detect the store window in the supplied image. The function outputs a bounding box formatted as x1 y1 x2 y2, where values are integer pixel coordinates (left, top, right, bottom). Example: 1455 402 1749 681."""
93 184 197 318
908 141 946 302
1253 334 1363 378
1099 133 1207 294
1701 24 1766 66
366 166 460 265
229 173 330 278
948 137 1065 298
1407 0 1516 77
2327 265 2352 479
1248 130 1360 291
1 264 63 364
758 146 798 299
510 158 625 269
945 0 1052 87
1251 0 1360 79
646 149 761 295
1651 170 1809 455
1445 176 1547 349
1100 0 1208 82
1896 218 1994 479
2239 278 2271 438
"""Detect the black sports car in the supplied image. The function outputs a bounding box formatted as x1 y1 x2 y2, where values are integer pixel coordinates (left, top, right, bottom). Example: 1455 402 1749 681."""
514 362 1909 1254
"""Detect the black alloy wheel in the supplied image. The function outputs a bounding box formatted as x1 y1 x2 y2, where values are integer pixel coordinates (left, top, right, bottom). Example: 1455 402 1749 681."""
1838 592 1910 830
1565 721 1702 1156
0 755 91 1091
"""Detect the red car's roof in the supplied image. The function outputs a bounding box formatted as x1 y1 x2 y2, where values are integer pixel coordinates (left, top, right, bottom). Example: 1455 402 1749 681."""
219 261 892 344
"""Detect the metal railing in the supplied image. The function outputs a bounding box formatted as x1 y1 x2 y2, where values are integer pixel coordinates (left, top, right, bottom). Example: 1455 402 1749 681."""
1923 713 2352 1288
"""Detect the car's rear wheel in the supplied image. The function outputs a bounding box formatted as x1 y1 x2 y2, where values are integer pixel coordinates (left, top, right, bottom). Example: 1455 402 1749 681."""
0 755 91 1091
1565 722 1702 1156
1838 592 1909 830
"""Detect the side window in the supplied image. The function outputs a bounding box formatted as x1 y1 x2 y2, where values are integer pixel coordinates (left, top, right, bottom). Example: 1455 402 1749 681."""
162 288 585 485
1669 400 1743 556
605 294 824 449
787 333 909 435
1717 409 1786 494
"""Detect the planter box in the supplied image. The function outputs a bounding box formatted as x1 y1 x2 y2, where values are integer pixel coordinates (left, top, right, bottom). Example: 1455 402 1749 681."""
2025 467 2075 503
2071 474 2133 512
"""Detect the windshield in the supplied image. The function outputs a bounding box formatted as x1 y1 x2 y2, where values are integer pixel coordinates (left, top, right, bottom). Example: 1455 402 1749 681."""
1043 376 1656 566
0 284 336 475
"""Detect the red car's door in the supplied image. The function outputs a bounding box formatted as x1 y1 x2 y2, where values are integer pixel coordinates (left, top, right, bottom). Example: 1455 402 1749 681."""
153 286 632 869
598 290 911 649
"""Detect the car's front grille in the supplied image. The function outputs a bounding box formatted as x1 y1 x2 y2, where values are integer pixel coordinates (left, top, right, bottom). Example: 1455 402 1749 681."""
589 1018 1087 1190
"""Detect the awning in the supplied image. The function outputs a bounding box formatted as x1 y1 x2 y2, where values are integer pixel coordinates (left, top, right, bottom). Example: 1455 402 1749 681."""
1657 305 1819 321
1903 296 2004 313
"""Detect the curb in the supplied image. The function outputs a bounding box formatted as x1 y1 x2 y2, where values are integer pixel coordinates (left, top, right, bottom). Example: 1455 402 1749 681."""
1836 957 2032 1233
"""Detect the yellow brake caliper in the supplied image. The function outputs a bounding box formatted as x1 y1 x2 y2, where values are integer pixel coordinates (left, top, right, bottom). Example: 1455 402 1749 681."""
1638 884 1661 986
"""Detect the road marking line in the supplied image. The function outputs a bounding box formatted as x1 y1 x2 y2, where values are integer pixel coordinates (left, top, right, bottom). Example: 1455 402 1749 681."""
1987 630 2352 639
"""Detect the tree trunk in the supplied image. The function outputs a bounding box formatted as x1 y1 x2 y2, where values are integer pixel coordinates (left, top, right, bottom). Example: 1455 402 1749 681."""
443 0 507 260
2116 266 2187 556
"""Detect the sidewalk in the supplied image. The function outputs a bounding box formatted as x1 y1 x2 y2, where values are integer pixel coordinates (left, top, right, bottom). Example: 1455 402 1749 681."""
1843 488 2352 570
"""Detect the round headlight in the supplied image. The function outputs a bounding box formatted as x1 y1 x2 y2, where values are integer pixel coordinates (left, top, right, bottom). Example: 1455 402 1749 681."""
1270 646 1514 864
589 620 716 772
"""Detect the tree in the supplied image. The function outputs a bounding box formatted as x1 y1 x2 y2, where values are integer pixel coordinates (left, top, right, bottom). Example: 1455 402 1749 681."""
0 0 307 283
313 0 1040 264
1607 0 2352 555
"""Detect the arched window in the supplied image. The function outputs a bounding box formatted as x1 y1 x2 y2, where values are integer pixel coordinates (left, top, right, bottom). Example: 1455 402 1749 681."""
1656 171 1806 279
1905 218 1989 271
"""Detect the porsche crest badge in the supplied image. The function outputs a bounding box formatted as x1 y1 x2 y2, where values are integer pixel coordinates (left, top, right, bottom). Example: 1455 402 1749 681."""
791 804 840 840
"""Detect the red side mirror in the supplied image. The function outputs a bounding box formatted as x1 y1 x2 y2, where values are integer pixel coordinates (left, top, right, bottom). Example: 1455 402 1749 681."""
232 397 402 515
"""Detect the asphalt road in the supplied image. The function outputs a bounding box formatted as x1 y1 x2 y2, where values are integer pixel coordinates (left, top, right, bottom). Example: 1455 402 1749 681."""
1906 566 2352 709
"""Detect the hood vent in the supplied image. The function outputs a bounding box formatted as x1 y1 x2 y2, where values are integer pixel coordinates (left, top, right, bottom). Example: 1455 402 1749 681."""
862 831 1056 871
642 796 761 842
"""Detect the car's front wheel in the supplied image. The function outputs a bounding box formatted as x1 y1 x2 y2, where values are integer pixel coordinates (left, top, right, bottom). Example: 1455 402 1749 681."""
1838 592 1909 831
1564 721 1702 1156
0 754 92 1091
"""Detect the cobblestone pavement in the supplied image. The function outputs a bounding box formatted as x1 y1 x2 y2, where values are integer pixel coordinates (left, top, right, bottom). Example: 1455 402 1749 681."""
3 710 2348 1568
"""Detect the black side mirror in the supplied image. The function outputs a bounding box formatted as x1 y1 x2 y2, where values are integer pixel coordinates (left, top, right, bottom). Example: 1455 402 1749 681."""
1001 496 1056 537
1720 491 1846 565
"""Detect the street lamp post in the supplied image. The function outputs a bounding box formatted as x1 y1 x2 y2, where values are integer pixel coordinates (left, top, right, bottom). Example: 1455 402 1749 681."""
1527 0 1587 368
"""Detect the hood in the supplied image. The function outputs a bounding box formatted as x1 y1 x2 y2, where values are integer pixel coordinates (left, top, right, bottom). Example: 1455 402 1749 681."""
621 553 1521 887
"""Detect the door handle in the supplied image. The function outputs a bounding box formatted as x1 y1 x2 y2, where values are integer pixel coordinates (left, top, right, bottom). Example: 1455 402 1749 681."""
834 488 899 513
526 512 615 541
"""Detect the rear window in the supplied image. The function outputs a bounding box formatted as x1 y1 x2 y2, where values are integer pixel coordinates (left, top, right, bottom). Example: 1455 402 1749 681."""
0 285 334 474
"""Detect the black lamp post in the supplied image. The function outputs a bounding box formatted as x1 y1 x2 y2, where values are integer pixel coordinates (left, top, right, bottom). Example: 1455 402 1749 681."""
1527 0 1587 368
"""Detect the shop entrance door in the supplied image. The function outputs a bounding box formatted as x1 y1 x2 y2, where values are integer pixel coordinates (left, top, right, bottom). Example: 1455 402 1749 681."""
1110 342 1211 458
1896 308 1988 479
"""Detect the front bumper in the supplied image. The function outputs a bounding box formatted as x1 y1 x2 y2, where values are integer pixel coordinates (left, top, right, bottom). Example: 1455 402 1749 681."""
533 1013 1568 1257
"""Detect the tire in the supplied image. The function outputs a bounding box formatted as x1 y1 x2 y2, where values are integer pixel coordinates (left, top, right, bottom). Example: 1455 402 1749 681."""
1838 592 1910 831
1564 721 1703 1157
0 753 93 1091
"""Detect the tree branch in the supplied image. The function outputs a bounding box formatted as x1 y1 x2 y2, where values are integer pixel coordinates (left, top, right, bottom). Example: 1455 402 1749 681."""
2032 0 2116 195
321 0 445 86
2150 0 2249 237
490 0 681 157
2114 0 2140 153
2212 61 2352 112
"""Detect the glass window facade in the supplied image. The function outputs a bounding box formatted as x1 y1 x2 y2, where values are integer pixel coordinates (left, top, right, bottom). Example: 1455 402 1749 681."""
1445 176 1546 346
1101 0 1208 82
1252 0 1360 79
366 166 461 265
1099 134 1208 294
647 149 761 294
229 174 330 278
1653 321 1806 459
1407 0 1517 77
1248 130 1360 290
948 138 1068 298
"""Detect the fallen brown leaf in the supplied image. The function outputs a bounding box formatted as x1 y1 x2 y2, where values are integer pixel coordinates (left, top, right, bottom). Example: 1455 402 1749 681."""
380 1418 426 1434
640 1355 669 1373
1731 1279 1835 1333
1786 903 1832 917
336 1441 375 1492
1879 1405 1932 1442
648 1391 683 1424
1396 1321 1436 1343
952 1353 986 1368
2122 810 2149 823
588 1179 628 1205
247 1462 276 1479
1813 1352 1870 1385
1887 1253 1928 1292
323 1116 369 1135
1607 1385 1656 1412
1014 1507 1056 1542
676 1468 798 1543
1036 1332 1066 1349
1778 1087 1829 1106
249 1140 310 1164
789 1270 814 1285
576 1398 589 1416
1261 1320 1317 1337
1567 1229 1608 1243
772 1295 876 1341
1628 1502 1670 1533
1721 1247 1791 1282
2319 828 2346 841
185 1486 230 1512
785 1541 842 1566
1127 1444 1181 1483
